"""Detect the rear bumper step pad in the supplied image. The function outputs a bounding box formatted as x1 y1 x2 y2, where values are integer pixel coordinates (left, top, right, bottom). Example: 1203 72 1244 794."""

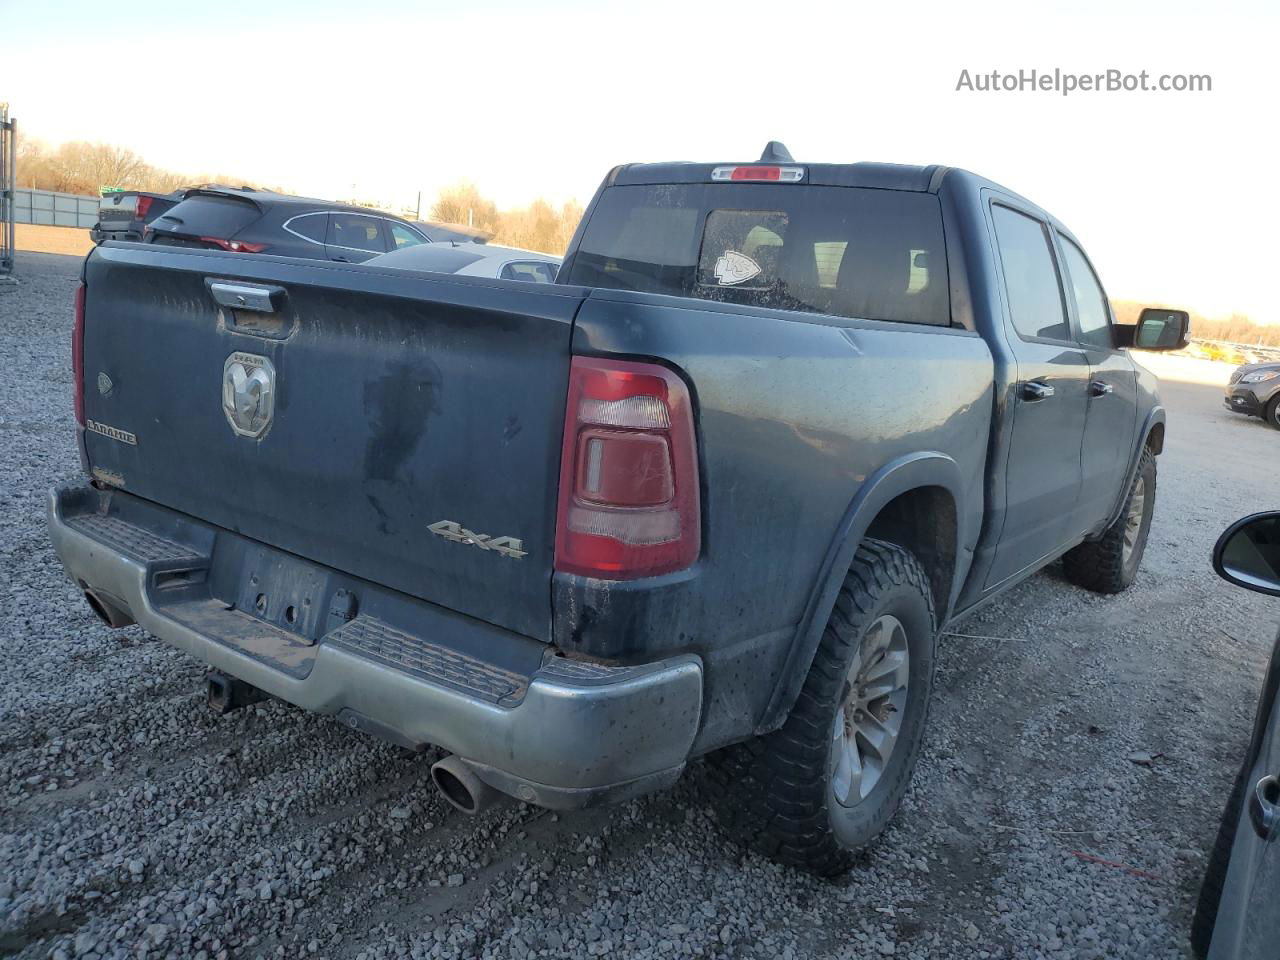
326 616 529 706
47 484 703 806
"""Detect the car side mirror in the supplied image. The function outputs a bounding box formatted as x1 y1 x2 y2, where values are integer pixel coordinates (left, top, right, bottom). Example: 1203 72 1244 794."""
1214 512 1280 596
1133 307 1190 351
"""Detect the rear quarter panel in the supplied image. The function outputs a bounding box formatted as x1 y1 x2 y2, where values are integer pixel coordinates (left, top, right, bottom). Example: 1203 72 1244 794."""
556 291 994 751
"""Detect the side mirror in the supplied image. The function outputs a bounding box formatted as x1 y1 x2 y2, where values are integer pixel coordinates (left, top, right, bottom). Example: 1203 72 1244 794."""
1214 512 1280 596
1133 307 1190 351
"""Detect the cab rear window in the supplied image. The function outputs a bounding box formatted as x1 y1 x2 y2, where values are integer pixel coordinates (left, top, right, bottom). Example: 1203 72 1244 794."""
565 184 950 326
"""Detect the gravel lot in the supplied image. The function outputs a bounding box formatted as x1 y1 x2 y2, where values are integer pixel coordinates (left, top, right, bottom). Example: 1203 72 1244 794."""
3 251 1278 960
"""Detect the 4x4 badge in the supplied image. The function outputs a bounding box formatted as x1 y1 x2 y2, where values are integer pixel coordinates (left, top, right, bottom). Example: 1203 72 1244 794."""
428 520 527 559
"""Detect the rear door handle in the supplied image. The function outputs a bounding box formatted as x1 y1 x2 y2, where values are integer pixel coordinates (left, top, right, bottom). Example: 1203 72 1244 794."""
1020 381 1055 402
1250 774 1279 841
1090 380 1115 398
207 281 280 314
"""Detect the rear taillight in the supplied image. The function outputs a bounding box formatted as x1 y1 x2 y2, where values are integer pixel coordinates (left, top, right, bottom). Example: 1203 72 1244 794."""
200 236 268 253
73 282 85 425
555 357 700 579
134 196 153 220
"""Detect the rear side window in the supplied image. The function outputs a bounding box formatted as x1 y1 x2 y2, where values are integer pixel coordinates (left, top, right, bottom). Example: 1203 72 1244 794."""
1057 235 1113 349
328 214 387 253
153 194 260 239
501 261 558 283
565 184 950 326
991 205 1070 342
286 213 328 244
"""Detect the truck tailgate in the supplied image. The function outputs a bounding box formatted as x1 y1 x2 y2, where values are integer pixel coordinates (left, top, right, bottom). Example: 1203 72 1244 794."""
81 245 584 641
97 193 139 228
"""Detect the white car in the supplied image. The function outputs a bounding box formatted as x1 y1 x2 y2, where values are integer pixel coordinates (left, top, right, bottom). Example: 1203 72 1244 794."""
368 242 560 283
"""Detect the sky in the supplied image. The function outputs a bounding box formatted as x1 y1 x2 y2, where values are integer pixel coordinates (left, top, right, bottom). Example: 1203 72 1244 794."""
3 0 1277 321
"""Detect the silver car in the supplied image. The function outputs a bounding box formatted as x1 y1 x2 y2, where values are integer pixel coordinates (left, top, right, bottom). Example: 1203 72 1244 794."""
368 242 560 283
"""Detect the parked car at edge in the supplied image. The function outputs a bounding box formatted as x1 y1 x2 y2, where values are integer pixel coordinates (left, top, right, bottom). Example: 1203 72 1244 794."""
1191 512 1280 959
369 242 560 282
50 142 1190 875
1225 362 1280 427
145 187 432 262
91 190 183 243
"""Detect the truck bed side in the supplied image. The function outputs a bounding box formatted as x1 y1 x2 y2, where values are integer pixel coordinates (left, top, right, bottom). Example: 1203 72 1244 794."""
555 289 995 752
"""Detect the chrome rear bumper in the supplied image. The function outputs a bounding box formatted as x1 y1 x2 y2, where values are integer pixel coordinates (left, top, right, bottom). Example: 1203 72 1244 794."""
47 484 703 808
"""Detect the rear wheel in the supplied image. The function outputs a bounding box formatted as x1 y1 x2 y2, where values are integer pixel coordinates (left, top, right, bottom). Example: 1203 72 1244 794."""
705 539 936 876
1062 447 1156 594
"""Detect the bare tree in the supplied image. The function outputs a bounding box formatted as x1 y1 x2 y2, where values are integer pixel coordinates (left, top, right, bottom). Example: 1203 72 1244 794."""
13 136 291 197
15 137 54 188
427 184 584 254
45 141 148 194
429 182 500 234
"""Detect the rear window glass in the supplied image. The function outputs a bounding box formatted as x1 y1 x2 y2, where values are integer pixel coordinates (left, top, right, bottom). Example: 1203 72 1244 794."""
565 184 949 325
99 194 138 218
153 194 260 239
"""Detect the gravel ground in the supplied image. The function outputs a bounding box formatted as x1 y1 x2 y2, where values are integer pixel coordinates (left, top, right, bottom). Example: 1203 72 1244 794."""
2 251 1278 960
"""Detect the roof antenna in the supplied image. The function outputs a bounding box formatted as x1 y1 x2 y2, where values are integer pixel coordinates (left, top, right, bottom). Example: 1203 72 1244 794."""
759 141 793 163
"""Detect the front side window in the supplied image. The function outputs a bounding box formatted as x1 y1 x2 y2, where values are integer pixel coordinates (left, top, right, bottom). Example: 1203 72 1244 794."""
566 183 950 326
991 205 1070 342
328 214 386 253
390 223 426 250
1058 235 1113 349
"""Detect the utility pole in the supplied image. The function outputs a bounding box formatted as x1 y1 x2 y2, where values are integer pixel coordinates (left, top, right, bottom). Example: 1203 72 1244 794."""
415 190 421 220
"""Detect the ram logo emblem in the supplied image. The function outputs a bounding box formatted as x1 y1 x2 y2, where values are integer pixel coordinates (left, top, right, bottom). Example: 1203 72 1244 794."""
222 352 275 438
428 520 527 559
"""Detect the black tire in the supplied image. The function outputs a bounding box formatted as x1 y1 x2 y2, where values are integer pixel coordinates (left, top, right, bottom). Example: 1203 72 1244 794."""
1266 395 1280 430
1062 447 1156 594
1189 751 1252 957
704 539 937 876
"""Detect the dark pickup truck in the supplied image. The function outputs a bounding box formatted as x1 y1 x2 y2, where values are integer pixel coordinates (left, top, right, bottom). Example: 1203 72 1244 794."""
90 190 182 244
49 144 1189 875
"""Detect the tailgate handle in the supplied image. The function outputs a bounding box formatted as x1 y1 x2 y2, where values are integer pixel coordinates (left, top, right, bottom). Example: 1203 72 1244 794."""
208 281 281 314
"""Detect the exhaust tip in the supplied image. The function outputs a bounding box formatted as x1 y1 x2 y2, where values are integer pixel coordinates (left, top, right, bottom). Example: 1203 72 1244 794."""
83 588 135 628
430 755 502 816
433 765 479 813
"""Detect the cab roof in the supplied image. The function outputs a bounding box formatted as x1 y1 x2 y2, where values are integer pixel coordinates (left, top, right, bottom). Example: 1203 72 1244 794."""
611 160 946 193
